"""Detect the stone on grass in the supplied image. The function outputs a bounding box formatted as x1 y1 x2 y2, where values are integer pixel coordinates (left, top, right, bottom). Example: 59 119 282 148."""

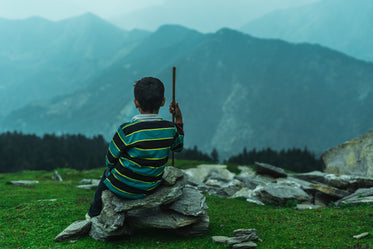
254 162 287 178
233 228 258 237
295 204 322 210
212 235 229 244
212 228 259 248
54 220 91 242
53 171 63 181
227 235 258 245
9 180 39 186
232 241 258 249
353 232 369 239
336 187 373 206
309 183 350 199
255 183 311 204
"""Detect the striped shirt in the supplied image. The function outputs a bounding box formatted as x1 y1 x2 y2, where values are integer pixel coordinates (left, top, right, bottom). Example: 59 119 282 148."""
103 118 184 199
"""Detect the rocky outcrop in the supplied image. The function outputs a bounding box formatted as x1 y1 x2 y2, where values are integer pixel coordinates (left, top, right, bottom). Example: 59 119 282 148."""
55 167 209 242
184 163 373 207
322 129 373 177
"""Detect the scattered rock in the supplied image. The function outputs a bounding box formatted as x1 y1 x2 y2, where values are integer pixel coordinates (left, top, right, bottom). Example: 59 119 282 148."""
184 164 234 184
309 183 350 200
336 187 373 206
232 241 258 249
38 199 57 202
255 183 311 205
212 235 229 244
294 204 322 210
53 170 63 181
292 171 373 192
8 180 39 186
254 162 287 178
322 129 373 177
77 179 100 190
54 220 91 242
353 232 369 239
212 228 259 248
79 179 100 185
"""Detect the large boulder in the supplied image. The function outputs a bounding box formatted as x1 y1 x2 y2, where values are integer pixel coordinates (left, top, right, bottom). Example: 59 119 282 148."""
255 183 311 205
55 167 209 242
322 130 373 177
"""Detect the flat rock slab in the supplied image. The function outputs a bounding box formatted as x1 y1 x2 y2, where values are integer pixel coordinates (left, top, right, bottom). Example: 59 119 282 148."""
54 220 91 242
127 207 199 229
336 187 373 206
256 183 311 204
212 236 229 244
8 180 39 185
109 179 184 212
232 241 258 249
254 162 287 178
295 204 322 210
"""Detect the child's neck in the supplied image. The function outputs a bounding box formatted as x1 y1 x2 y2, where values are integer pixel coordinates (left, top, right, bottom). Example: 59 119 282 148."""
139 110 159 115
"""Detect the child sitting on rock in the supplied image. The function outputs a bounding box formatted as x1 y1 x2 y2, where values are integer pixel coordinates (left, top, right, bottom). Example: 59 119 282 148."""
87 77 184 219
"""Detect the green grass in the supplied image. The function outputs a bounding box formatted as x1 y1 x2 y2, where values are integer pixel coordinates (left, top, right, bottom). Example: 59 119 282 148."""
0 161 372 248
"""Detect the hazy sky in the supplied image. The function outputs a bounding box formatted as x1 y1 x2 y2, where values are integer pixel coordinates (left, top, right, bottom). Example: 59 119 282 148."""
0 0 165 20
0 0 319 32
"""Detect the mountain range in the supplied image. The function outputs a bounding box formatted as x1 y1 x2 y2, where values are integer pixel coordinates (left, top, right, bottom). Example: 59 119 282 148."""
1 13 373 160
241 0 373 62
0 13 149 118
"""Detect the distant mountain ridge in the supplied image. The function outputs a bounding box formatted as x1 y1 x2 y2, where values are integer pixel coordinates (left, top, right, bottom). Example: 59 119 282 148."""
240 0 373 62
0 13 150 117
2 20 373 159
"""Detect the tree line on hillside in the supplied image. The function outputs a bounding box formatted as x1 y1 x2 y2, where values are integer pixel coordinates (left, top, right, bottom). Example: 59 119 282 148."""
226 147 322 173
174 146 219 163
0 132 220 173
0 132 108 173
0 132 322 173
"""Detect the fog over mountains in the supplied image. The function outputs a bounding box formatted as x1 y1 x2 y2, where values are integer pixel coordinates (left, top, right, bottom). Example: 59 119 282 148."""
1 9 373 159
241 0 373 62
0 13 149 118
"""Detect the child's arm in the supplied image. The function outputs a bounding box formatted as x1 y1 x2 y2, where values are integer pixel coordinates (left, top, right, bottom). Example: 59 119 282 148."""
105 127 126 170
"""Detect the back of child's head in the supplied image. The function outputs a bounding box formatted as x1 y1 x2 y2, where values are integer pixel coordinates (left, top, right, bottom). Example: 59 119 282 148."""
134 77 165 112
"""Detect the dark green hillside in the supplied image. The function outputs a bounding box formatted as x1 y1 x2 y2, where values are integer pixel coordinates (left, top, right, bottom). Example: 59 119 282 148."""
2 26 373 159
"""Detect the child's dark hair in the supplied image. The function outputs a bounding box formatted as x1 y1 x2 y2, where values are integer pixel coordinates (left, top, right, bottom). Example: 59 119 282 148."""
134 77 165 112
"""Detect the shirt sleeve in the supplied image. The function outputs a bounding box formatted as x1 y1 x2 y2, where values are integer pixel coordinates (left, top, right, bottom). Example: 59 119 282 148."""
105 126 127 169
171 122 184 152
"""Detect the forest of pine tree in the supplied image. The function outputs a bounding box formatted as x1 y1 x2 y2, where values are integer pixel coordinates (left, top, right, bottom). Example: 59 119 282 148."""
0 132 108 173
0 132 321 173
226 147 322 173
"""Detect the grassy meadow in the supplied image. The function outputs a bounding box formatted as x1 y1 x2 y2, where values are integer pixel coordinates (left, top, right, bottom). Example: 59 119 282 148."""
0 161 372 248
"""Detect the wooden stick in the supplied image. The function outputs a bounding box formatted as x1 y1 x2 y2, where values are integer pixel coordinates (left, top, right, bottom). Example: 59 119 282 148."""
172 66 176 166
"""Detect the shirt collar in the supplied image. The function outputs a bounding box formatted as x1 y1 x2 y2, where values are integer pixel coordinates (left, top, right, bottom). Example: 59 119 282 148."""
131 114 162 122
